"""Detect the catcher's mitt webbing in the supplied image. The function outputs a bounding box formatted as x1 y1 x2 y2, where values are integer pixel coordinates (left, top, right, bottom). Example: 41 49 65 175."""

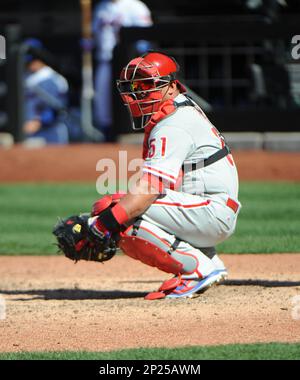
53 214 116 263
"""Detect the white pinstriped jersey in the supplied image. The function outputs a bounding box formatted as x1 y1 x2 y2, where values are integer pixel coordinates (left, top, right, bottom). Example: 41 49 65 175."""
142 94 239 200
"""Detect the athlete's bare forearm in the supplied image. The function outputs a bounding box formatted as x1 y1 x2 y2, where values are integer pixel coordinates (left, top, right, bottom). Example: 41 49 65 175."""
118 179 159 220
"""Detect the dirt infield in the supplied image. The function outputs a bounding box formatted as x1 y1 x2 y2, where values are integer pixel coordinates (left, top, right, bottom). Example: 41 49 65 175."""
0 144 300 182
0 254 299 352
0 145 299 353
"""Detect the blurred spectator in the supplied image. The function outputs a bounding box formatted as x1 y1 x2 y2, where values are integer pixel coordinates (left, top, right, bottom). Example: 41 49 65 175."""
244 0 287 22
248 42 295 108
92 0 153 140
23 38 69 145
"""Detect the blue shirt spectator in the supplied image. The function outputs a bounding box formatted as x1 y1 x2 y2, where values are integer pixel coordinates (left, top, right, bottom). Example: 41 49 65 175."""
23 39 69 145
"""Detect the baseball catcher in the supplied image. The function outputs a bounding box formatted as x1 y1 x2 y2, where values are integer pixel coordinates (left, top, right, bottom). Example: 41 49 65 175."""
53 51 241 300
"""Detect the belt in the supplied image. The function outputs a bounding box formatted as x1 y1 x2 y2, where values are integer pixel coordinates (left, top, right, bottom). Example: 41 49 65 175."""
226 198 239 213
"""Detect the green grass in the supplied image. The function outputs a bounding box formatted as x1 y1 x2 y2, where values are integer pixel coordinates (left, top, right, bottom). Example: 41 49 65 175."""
219 182 300 253
0 343 299 360
0 182 299 254
0 183 98 255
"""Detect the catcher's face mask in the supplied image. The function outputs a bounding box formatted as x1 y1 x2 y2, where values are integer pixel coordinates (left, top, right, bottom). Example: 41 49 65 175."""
116 52 186 130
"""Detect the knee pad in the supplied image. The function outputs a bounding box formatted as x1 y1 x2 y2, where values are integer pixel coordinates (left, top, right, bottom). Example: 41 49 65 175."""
119 220 200 275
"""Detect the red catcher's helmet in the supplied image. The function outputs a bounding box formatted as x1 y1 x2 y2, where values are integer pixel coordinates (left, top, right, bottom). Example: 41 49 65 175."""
116 51 186 130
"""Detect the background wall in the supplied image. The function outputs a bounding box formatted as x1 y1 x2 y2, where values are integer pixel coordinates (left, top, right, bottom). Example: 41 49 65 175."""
0 0 300 143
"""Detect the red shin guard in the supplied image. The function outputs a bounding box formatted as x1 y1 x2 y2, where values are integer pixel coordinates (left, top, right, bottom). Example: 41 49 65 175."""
119 227 183 275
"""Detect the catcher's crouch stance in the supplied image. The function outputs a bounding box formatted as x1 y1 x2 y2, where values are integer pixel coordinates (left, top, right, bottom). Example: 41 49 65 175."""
53 51 241 300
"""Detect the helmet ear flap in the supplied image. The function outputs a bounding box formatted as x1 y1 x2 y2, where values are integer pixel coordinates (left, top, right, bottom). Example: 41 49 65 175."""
167 54 180 73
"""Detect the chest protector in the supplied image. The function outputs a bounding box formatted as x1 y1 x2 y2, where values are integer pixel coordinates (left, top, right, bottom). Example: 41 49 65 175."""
142 96 230 168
